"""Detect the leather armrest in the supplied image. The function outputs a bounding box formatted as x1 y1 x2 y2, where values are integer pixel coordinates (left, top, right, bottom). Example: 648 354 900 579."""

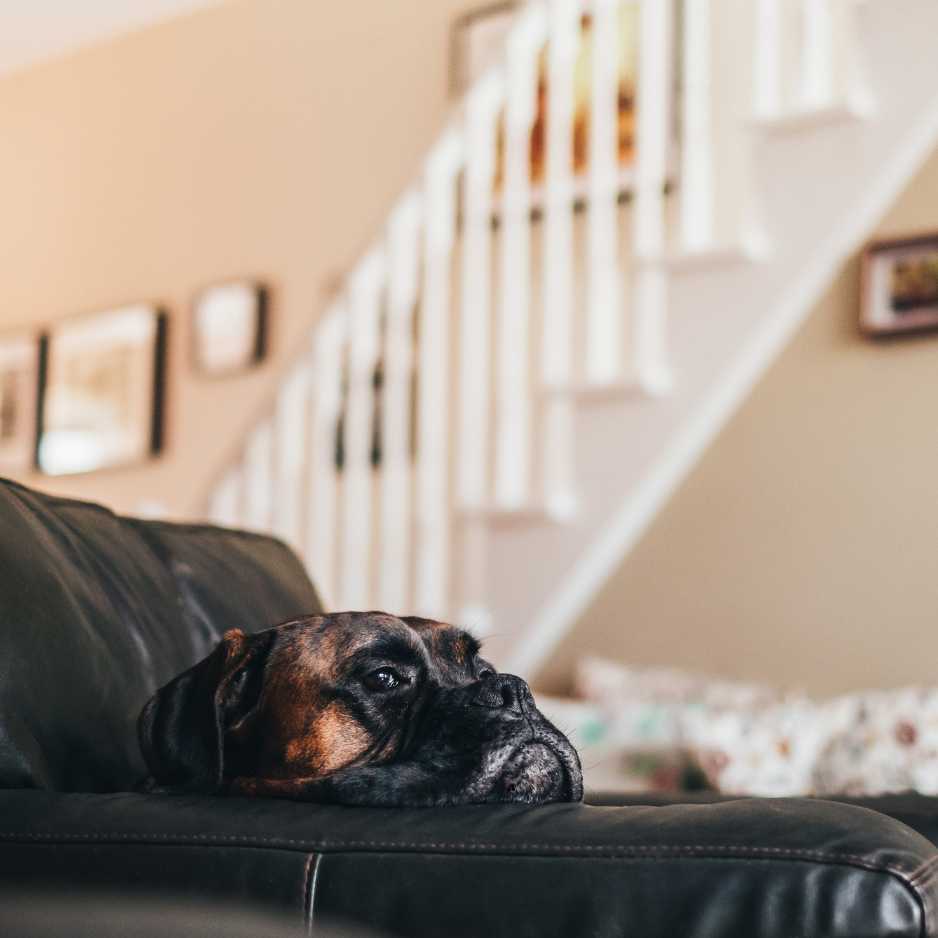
588 789 938 850
0 790 935 937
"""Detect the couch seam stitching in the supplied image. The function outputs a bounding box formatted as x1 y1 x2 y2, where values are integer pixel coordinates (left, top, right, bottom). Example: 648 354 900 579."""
0 831 920 871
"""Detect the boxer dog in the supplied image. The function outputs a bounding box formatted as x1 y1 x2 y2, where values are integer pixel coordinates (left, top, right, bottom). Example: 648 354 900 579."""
138 612 582 806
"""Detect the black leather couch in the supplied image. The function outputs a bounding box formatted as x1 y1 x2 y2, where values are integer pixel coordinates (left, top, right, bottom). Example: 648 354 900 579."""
1 477 937 937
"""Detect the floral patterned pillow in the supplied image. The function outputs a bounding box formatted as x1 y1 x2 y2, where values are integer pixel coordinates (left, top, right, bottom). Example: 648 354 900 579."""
564 657 781 792
813 688 938 796
535 692 706 793
572 657 938 797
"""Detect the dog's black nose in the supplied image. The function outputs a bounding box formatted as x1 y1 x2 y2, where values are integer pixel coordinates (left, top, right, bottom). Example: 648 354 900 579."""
472 673 532 713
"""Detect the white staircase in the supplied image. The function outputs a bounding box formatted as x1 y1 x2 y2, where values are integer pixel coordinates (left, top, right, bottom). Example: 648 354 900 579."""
204 0 938 680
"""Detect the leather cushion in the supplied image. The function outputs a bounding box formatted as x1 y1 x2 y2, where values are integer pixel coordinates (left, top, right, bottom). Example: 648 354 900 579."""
0 790 935 937
0 478 321 793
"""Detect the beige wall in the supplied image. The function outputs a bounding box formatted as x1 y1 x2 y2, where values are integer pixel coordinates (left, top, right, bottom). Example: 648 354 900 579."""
0 0 468 517
537 144 938 698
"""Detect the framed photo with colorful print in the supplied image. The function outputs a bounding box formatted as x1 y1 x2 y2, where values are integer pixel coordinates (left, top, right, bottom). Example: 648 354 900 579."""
861 232 938 337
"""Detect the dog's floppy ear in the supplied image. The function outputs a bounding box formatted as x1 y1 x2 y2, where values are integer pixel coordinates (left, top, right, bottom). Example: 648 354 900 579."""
138 628 269 793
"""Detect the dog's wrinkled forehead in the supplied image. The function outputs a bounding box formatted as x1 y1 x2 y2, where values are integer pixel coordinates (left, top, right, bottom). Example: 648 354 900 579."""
269 611 481 684
399 615 483 683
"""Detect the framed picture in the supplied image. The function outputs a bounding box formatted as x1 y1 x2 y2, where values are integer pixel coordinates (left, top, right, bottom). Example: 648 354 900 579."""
861 233 938 337
192 281 267 376
37 305 166 476
0 333 41 474
451 2 641 187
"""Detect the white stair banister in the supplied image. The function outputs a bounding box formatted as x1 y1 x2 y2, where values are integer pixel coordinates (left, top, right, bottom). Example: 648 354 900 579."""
379 191 422 614
340 248 386 610
540 0 579 517
414 128 462 618
272 364 311 553
584 0 622 385
754 0 782 118
456 70 503 631
680 0 715 251
458 69 502 512
307 306 346 610
801 0 835 109
243 420 274 531
494 4 546 510
208 467 242 528
632 0 674 393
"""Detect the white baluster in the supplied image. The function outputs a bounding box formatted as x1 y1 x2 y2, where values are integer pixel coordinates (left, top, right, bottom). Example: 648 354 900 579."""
243 420 274 531
458 70 502 512
457 69 503 632
754 0 782 119
307 307 346 610
208 467 242 528
838 0 874 115
632 0 674 394
340 249 385 611
800 0 834 110
540 0 579 517
494 5 546 509
585 0 621 385
415 128 462 619
680 0 715 251
272 363 311 553
379 191 422 614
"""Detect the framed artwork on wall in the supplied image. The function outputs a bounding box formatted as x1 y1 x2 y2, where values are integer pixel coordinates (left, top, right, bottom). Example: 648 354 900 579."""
861 233 938 337
0 332 41 474
37 305 167 476
192 281 267 377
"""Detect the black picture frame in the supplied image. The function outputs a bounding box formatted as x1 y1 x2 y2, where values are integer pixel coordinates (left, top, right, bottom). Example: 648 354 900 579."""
191 280 268 378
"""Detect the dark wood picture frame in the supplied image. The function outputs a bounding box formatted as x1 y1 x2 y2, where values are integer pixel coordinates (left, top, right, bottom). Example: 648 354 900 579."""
861 232 938 338
36 305 167 476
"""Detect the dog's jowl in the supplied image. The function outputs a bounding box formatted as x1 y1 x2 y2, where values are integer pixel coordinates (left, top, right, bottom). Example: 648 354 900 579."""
137 611 583 806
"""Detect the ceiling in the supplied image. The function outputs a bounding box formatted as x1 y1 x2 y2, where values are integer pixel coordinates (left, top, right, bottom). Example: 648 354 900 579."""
0 0 224 77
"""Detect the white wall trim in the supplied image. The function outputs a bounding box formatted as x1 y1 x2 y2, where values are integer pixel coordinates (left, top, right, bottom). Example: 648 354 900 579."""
508 92 938 680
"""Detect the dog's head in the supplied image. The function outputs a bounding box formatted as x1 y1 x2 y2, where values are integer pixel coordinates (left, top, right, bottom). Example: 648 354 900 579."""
138 612 582 807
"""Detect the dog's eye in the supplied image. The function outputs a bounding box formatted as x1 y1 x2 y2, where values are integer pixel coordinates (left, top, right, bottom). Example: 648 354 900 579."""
363 668 402 692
